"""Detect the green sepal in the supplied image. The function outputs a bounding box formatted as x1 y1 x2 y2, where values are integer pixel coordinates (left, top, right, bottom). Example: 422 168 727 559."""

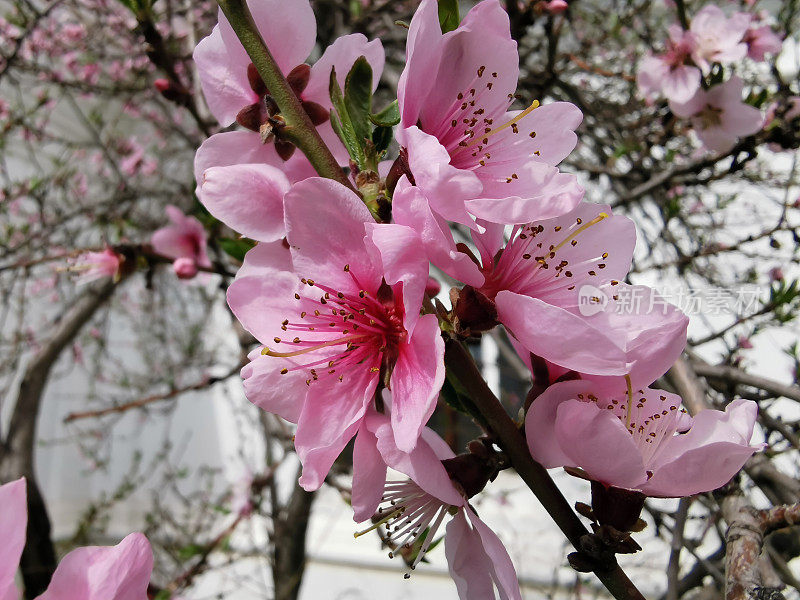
369 100 400 127
219 237 256 263
437 0 460 33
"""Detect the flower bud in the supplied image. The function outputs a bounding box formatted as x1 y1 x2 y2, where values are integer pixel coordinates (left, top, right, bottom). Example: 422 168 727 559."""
173 257 198 279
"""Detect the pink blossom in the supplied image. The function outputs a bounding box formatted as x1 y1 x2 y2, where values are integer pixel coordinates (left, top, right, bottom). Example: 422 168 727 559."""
0 478 153 600
737 336 754 349
743 24 782 61
71 248 122 284
151 205 211 276
397 0 583 227
670 76 763 153
227 179 444 490
193 0 383 166
352 413 522 599
526 380 762 497
690 5 750 74
637 25 701 103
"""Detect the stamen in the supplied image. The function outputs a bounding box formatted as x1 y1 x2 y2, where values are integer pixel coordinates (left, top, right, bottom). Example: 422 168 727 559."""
624 374 634 428
261 334 366 358
354 506 406 538
465 100 539 148
552 213 610 252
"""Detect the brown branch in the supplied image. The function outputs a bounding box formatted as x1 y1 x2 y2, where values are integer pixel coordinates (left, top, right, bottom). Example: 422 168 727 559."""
760 503 800 536
63 362 244 423
691 362 800 404
721 489 766 600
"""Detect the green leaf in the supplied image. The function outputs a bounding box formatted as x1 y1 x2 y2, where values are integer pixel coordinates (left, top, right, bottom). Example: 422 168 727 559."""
153 591 172 600
372 125 393 155
329 67 367 168
219 238 256 263
369 100 400 127
344 56 373 146
437 0 460 33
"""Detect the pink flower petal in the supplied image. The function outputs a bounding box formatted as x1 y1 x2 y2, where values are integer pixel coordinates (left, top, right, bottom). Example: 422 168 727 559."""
283 178 380 295
193 24 256 126
305 34 384 110
495 290 628 375
389 314 445 452
371 417 463 506
201 163 290 243
36 533 153 600
194 131 317 195
526 380 596 468
296 367 375 491
351 425 387 522
554 399 649 489
642 399 760 497
392 181 484 287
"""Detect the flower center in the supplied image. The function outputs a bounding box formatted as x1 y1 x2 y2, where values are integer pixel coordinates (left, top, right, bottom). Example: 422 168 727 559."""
261 265 406 386
698 104 724 129
480 212 611 299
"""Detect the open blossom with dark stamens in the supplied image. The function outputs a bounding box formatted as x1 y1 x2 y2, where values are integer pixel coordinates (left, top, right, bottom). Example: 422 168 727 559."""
227 178 444 490
397 0 583 227
193 0 384 166
352 413 522 600
527 380 762 497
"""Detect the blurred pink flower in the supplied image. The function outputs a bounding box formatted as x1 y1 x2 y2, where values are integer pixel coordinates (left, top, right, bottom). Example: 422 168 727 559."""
637 25 700 103
690 5 750 74
151 205 211 277
0 478 153 600
670 76 763 153
743 23 782 61
527 380 762 497
71 248 122 284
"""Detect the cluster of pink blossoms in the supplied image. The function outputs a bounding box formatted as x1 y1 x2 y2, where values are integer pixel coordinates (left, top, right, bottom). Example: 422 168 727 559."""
637 4 781 152
189 0 762 596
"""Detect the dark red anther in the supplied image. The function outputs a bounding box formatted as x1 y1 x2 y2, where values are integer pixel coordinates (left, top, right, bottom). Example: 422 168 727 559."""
275 139 296 161
287 63 311 95
247 63 268 97
302 100 329 126
236 102 267 132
